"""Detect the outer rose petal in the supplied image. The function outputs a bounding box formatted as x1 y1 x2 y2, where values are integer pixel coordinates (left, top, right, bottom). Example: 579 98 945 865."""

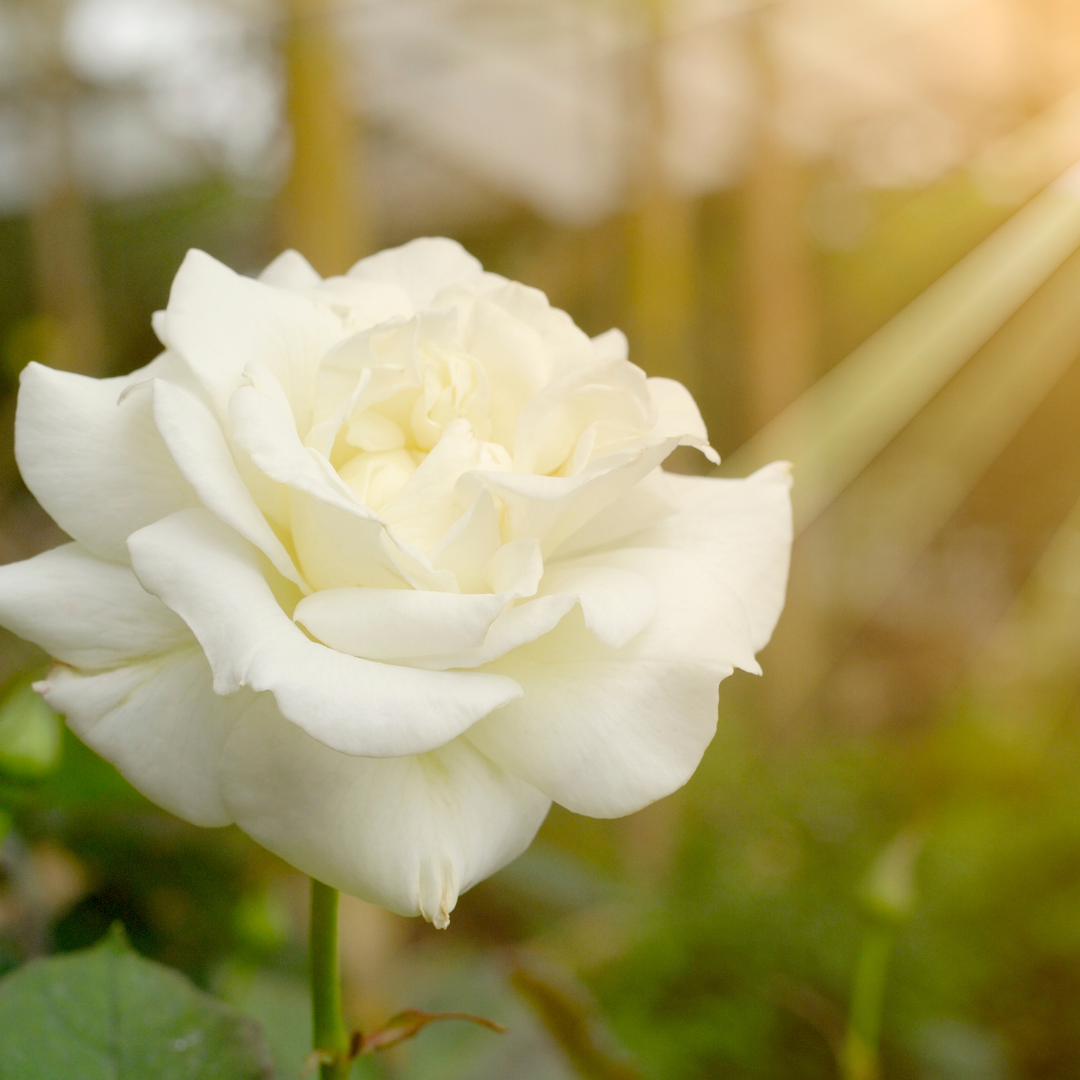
39 649 243 827
162 249 343 432
127 508 523 758
646 378 718 458
627 463 794 651
590 327 629 362
15 358 199 562
218 699 551 928
468 547 760 818
347 237 483 310
152 378 308 591
0 544 190 667
258 249 322 289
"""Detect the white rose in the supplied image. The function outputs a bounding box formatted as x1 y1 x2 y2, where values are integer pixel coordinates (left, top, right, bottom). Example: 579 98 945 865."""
0 239 791 927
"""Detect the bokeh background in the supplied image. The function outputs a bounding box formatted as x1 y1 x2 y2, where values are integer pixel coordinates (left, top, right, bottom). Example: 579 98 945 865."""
4 1 1080 1077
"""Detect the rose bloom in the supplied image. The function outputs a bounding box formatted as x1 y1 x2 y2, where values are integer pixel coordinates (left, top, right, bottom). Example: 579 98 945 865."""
0 239 791 927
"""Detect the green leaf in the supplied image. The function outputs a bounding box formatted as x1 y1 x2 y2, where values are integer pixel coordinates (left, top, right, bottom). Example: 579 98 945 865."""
0 678 62 779
0 925 276 1079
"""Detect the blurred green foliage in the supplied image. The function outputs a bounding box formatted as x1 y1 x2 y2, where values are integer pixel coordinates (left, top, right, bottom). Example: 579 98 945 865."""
0 677 62 779
576 682 1080 1079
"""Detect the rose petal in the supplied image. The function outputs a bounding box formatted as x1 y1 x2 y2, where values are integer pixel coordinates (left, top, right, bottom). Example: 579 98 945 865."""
488 536 544 598
39 649 243 827
294 588 508 661
258 249 323 289
590 327 629 362
468 548 757 817
15 359 200 561
459 292 552 448
163 249 342 433
408 594 576 671
430 490 504 593
347 237 483 310
380 419 485 552
552 467 679 559
128 508 523 758
409 561 654 671
646 377 719 462
259 248 321 289
534 563 655 650
512 360 656 475
152 378 308 591
623 463 794 651
232 365 455 591
472 435 680 554
229 365 414 590
309 277 415 335
0 543 190 667
478 282 594 380
219 703 550 928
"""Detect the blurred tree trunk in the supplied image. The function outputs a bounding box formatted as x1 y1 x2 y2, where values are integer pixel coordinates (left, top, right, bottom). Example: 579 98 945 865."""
626 0 700 405
743 134 816 431
27 162 107 379
2 0 107 512
742 133 827 729
743 23 817 434
742 13 824 735
278 0 368 274
25 0 107 379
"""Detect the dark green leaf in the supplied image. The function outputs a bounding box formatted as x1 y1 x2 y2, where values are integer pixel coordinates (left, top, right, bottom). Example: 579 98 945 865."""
0 925 276 1079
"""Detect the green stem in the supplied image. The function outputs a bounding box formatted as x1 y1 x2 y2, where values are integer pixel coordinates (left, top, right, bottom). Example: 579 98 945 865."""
310 878 351 1080
840 925 896 1080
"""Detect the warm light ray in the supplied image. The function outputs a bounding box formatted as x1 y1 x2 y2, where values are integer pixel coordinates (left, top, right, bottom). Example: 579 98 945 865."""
720 163 1080 535
822 247 1080 633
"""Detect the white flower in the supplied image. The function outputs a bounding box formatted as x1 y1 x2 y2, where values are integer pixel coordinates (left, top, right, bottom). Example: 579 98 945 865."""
0 239 791 927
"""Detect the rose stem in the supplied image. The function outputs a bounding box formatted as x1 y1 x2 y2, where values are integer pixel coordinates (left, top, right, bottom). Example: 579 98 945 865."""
310 877 352 1079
